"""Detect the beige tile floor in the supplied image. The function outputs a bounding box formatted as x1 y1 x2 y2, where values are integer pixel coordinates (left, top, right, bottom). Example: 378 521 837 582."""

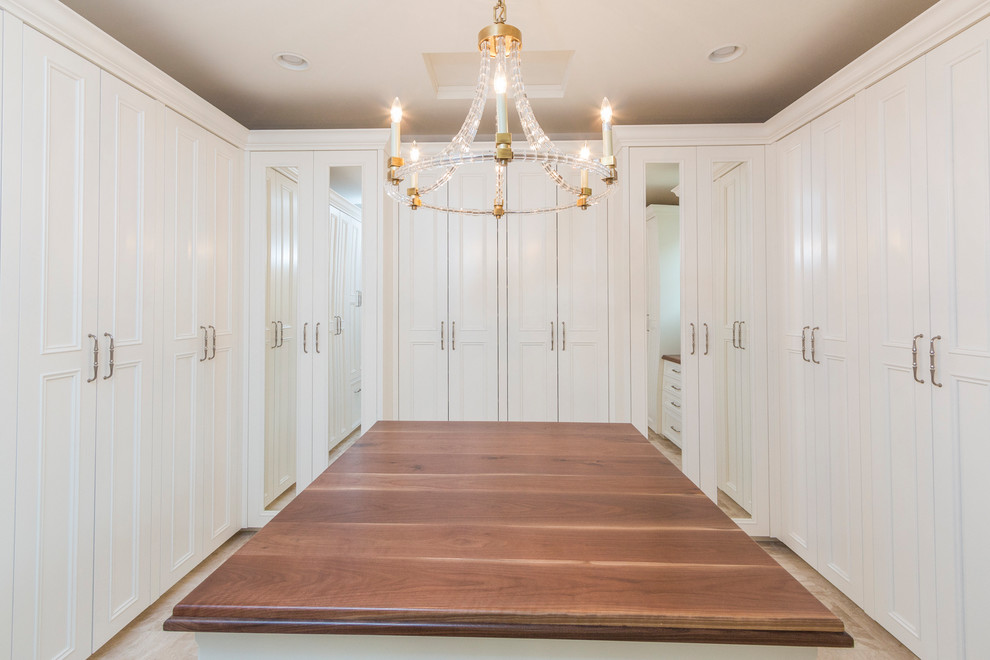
92 428 918 659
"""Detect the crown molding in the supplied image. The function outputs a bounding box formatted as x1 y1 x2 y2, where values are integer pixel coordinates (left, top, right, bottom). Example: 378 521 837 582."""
614 123 769 148
246 129 390 152
0 0 249 148
763 0 990 142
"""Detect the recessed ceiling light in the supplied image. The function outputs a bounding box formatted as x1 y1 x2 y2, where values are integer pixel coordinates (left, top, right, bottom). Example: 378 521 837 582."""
274 52 310 71
708 44 745 64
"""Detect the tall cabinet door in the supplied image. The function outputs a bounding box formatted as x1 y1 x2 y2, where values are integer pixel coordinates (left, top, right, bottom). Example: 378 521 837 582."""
557 201 609 422
810 99 863 604
864 58 937 660
927 22 990 659
398 185 449 420
202 135 240 556
774 125 818 565
161 108 209 591
12 28 100 660
507 166 558 421
91 72 162 649
447 165 499 421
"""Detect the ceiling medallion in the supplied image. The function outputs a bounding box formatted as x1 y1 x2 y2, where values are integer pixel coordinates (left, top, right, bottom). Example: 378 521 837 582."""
385 0 617 218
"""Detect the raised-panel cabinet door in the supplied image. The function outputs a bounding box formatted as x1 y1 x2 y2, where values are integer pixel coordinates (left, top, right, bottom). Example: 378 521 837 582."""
344 212 362 431
91 71 162 650
557 200 609 423
863 58 937 660
398 184 448 420
774 126 818 565
645 212 661 430
202 135 240 556
507 165 558 421
12 27 100 660
810 99 864 605
161 108 209 591
927 22 990 659
448 164 499 421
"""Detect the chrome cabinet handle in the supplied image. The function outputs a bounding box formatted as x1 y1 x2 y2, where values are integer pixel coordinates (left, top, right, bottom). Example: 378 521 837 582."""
451 321 456 350
732 321 739 349
87 334 99 382
550 322 554 351
356 290 362 307
739 321 745 350
672 368 681 374
646 313 650 333
103 333 115 380
912 334 925 384
670 425 681 433
562 321 566 351
811 326 820 364
690 323 696 355
303 322 308 354
316 322 321 354
200 326 209 361
671 401 681 408
801 326 810 363
704 323 710 356
271 321 278 349
209 325 216 360
671 384 681 391
278 321 284 347
440 321 444 350
930 335 942 388
336 315 342 336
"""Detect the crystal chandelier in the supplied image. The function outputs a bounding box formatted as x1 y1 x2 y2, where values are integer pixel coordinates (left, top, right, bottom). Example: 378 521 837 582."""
385 0 618 219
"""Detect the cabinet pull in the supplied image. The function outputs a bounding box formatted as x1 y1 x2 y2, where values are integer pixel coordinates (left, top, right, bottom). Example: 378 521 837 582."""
303 322 309 354
356 290 362 307
671 384 681 391
690 323 696 355
912 334 925 384
277 321 284 348
550 322 554 351
452 321 456 351
336 315 343 336
930 335 942 388
200 326 209 361
801 326 810 362
739 321 746 350
271 321 278 349
672 368 681 374
316 322 321 354
670 425 681 434
562 322 566 351
103 333 115 380
704 323 710 356
87 334 99 383
440 321 445 350
811 326 820 364
671 401 681 409
210 325 217 360
732 321 738 349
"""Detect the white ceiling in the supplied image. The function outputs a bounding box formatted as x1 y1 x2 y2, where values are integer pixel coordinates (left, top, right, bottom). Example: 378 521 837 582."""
61 0 938 137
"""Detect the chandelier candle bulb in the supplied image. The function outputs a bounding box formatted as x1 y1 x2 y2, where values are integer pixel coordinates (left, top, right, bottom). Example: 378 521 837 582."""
390 97 403 157
495 72 509 134
601 97 614 158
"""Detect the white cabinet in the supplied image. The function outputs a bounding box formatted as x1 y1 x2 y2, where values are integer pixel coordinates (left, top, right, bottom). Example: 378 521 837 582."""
91 71 163 649
11 28 101 660
774 99 864 604
660 358 684 446
161 108 241 590
264 168 297 507
398 164 500 421
328 200 362 442
925 19 990 660
863 57 938 660
506 164 610 422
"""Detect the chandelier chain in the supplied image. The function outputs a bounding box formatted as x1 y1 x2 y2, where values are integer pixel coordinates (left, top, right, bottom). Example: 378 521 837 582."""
493 0 506 24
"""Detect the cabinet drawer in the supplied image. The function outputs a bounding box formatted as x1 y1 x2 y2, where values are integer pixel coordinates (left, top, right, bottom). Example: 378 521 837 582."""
662 359 683 380
661 390 683 413
660 406 682 448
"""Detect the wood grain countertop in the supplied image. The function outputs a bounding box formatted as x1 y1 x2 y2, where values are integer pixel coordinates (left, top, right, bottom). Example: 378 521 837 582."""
662 354 682 365
165 421 852 648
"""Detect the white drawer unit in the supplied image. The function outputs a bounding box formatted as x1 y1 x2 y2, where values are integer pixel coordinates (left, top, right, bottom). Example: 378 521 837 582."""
660 358 683 447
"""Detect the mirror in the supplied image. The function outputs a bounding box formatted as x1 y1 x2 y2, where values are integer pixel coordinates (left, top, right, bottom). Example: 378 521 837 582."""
262 164 364 512
645 163 683 472
712 161 752 520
